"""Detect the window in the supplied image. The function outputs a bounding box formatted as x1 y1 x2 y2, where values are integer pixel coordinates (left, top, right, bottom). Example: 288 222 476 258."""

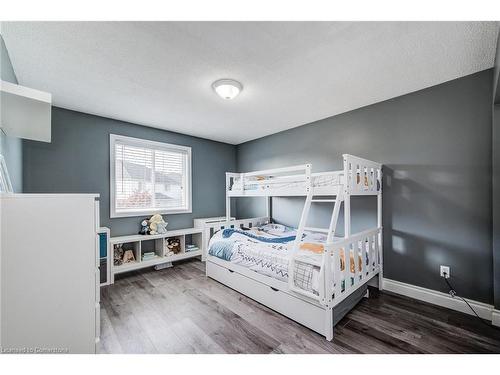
110 134 191 218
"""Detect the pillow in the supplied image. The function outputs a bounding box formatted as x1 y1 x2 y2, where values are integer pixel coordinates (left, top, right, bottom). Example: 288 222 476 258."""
299 242 324 254
259 223 296 236
260 223 287 232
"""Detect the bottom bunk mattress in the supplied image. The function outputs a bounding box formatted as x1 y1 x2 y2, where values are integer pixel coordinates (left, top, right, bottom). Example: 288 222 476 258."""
207 224 363 296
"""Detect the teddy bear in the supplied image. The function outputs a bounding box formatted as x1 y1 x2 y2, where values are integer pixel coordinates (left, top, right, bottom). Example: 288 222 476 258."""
166 237 181 254
139 214 168 235
149 214 168 235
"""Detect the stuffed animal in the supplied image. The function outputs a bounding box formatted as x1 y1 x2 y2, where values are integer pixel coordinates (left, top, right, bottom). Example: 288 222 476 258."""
166 237 181 254
114 244 124 266
149 214 168 235
138 214 168 235
139 219 150 235
156 221 168 234
122 249 135 263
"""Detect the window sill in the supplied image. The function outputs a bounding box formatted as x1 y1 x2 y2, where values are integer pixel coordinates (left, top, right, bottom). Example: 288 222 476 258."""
110 208 192 218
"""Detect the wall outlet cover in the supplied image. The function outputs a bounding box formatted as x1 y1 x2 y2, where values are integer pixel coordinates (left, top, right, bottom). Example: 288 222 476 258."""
440 265 450 278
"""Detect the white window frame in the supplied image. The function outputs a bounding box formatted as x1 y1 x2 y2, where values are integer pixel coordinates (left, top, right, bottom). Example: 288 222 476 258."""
109 134 192 218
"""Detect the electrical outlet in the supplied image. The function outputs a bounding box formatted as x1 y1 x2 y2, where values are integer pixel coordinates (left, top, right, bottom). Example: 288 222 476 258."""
440 265 450 278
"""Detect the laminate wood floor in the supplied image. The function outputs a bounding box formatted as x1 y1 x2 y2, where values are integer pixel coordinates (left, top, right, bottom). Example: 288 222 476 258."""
99 259 500 354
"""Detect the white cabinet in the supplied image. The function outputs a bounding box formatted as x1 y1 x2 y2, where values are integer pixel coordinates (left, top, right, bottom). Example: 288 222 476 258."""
0 194 100 353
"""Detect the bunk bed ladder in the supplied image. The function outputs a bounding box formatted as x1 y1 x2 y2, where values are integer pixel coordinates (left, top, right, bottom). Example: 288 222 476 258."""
288 189 344 303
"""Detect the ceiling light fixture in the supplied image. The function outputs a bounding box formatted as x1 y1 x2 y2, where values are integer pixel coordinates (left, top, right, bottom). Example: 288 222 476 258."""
212 79 243 100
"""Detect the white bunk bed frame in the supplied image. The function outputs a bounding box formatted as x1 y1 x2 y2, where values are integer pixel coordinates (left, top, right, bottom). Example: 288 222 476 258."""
204 154 382 340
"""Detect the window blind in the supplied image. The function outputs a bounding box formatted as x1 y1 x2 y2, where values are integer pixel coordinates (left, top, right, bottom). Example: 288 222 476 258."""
112 136 190 216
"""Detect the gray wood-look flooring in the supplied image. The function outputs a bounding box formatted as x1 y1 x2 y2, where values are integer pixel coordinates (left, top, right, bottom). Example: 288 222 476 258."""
99 259 500 354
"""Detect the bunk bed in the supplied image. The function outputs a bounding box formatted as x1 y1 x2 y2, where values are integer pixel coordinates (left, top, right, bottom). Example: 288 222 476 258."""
203 154 383 340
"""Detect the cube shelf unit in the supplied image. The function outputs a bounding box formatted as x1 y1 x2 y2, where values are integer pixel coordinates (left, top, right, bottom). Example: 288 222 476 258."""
110 227 203 283
97 227 112 286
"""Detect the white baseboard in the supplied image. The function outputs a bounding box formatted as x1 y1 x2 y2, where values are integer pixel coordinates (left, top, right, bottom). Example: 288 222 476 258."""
382 278 494 321
492 310 500 327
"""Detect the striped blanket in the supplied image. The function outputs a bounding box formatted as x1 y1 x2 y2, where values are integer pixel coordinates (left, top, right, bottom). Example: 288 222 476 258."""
208 225 322 295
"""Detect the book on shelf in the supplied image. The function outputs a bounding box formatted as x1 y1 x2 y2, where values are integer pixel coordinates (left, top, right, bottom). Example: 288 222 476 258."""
185 245 199 252
142 251 159 261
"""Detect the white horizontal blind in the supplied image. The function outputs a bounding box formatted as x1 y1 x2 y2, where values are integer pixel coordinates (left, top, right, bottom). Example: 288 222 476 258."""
112 136 190 216
154 149 186 209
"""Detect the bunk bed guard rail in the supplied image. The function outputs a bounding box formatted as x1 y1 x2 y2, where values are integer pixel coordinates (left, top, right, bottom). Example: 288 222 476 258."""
226 164 313 194
288 227 382 306
343 154 382 195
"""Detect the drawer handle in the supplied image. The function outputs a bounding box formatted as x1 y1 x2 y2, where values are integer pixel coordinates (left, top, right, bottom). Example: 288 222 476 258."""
228 269 235 273
270 287 279 292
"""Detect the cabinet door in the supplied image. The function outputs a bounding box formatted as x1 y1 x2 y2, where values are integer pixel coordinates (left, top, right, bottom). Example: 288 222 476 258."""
1 195 98 353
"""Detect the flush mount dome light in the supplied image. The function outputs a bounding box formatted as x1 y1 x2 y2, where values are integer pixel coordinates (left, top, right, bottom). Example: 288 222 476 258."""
212 79 243 100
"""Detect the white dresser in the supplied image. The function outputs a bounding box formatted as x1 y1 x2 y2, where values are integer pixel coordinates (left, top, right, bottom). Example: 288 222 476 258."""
0 194 100 354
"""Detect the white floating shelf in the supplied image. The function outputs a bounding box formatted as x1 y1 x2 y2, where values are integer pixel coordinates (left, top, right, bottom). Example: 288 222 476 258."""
0 80 52 142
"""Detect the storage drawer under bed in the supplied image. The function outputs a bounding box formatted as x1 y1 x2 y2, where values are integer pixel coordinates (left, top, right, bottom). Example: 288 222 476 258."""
206 260 327 335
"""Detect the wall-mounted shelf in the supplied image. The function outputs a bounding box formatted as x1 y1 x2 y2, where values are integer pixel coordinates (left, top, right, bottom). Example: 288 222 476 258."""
0 80 52 142
110 227 203 282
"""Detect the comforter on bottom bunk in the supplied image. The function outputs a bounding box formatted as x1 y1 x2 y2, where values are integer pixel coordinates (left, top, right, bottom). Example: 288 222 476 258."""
207 224 363 296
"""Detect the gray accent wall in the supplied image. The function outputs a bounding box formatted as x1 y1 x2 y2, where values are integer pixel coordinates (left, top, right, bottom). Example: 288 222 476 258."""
493 106 500 309
236 70 494 304
494 25 500 104
0 34 23 192
493 28 500 309
23 107 236 236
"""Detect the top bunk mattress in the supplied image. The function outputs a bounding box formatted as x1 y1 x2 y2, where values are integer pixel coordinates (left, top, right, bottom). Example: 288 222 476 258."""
230 173 341 193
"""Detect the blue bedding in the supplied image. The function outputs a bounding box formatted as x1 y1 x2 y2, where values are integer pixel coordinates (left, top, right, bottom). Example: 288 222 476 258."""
207 224 322 294
221 228 298 243
208 239 235 261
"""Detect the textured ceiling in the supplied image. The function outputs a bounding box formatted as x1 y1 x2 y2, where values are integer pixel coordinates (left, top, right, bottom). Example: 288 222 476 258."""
2 21 499 144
